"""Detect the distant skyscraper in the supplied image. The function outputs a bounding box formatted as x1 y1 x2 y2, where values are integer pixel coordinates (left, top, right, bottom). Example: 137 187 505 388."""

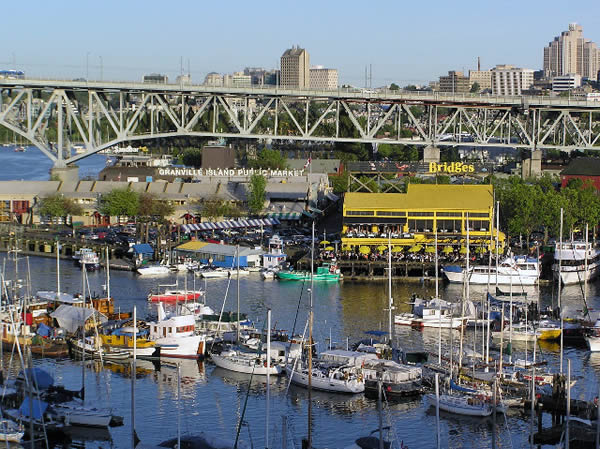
543 23 600 81
280 46 310 88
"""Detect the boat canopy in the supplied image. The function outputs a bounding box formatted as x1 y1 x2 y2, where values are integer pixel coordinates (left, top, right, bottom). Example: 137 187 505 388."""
19 398 48 420
18 368 54 390
50 305 107 333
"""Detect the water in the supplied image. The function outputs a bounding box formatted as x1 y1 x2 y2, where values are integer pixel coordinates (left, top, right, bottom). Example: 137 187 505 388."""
0 145 107 181
3 255 600 449
1 146 600 448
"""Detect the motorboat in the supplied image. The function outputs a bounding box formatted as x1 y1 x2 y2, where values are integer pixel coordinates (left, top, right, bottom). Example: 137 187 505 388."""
552 240 600 285
394 297 464 329
137 264 171 276
362 359 423 398
198 268 230 279
261 269 275 280
443 255 540 286
69 336 130 361
425 393 494 417
227 268 250 277
285 359 365 394
148 303 206 359
79 250 100 270
277 263 341 281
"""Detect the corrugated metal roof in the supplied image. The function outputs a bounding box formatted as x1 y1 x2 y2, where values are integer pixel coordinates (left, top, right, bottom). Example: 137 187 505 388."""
0 181 59 195
561 157 600 176
344 184 493 211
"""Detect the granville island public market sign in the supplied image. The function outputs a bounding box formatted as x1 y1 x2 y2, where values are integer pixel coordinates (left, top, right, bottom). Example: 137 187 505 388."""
158 167 306 177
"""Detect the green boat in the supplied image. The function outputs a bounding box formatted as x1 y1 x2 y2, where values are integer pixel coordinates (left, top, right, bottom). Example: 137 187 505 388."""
276 263 342 281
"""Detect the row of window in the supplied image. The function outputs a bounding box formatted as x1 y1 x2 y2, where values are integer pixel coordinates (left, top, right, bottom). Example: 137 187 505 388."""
346 210 489 218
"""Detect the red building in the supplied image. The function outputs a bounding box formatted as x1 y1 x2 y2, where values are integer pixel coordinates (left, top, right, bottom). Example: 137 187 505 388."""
560 157 600 191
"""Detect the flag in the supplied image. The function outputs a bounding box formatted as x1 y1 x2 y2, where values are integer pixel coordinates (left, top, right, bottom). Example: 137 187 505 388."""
303 157 312 169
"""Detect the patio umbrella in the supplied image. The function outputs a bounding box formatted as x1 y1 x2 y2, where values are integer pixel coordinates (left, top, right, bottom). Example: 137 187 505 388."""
320 240 330 245
425 246 436 253
359 246 371 255
442 246 454 254
341 244 352 251
392 246 404 253
325 246 334 251
408 245 422 253
377 245 388 252
476 247 486 253
459 247 468 254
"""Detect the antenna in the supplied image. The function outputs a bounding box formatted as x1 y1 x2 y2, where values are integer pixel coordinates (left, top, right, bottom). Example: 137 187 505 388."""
369 64 372 88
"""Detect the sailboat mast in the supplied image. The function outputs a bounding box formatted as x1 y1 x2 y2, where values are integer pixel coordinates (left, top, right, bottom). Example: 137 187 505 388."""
106 246 111 301
459 213 470 373
266 308 271 449
387 233 393 340
436 229 441 365
56 239 60 299
236 244 240 344
307 221 314 448
559 208 563 374
131 305 137 449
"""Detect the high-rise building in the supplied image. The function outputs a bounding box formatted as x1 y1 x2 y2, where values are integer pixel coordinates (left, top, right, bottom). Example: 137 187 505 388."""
491 65 534 96
439 71 470 93
552 74 582 92
543 23 600 81
203 72 223 87
280 46 310 88
309 66 338 89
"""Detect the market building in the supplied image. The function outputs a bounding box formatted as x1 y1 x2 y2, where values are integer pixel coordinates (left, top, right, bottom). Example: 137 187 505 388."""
341 184 503 252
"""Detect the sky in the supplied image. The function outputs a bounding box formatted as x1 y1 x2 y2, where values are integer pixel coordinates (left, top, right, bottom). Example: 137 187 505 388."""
2 0 599 87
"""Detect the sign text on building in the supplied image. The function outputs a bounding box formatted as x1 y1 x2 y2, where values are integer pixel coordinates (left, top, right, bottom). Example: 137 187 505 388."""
158 167 306 177
428 162 475 174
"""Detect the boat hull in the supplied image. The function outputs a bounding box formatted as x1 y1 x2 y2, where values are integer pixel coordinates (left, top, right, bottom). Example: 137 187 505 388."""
425 394 492 417
277 271 340 282
285 365 364 394
155 335 205 359
587 336 600 351
443 267 538 285
53 403 113 428
211 353 282 375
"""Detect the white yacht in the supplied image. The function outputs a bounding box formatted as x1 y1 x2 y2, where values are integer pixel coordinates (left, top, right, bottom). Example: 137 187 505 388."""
443 255 540 286
149 303 206 359
552 240 600 285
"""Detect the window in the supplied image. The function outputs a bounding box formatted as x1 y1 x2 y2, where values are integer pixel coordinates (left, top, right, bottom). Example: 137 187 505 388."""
408 219 433 232
436 212 462 217
346 210 374 216
408 212 434 217
437 219 462 233
468 213 489 218
377 211 406 217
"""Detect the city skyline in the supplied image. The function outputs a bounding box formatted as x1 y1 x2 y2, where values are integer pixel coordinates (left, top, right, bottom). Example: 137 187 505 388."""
2 0 599 86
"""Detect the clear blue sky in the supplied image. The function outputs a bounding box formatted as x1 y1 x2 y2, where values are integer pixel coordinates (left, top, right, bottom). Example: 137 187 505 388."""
3 0 599 86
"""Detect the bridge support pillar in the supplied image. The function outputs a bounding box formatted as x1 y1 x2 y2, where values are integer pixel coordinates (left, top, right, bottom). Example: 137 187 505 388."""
521 149 542 179
423 146 440 164
50 165 79 183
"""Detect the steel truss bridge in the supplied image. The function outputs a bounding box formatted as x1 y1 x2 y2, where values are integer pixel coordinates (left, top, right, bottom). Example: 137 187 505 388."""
1 78 600 167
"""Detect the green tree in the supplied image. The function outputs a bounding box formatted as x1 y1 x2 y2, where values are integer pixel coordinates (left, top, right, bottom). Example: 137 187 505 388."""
330 171 350 194
38 194 83 221
247 174 267 215
98 188 140 222
404 85 418 91
199 198 242 221
249 148 288 170
389 83 400 91
182 148 203 167
470 82 480 93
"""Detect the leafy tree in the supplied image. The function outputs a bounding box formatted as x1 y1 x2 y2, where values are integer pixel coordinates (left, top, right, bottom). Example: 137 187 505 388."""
247 174 267 215
389 83 400 91
330 171 350 194
182 148 203 168
199 198 243 221
249 148 288 170
98 188 139 222
38 194 83 221
404 85 418 91
470 82 480 93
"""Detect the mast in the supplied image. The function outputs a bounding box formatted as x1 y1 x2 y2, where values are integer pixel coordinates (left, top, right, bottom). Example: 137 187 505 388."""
436 228 441 365
177 363 181 449
56 239 60 300
307 221 315 448
266 308 271 449
236 244 240 344
387 233 393 340
559 208 564 374
131 305 137 449
458 213 469 373
106 246 111 301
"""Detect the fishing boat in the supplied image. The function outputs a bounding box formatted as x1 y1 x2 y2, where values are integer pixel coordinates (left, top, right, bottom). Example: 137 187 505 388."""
147 287 204 303
0 419 24 442
277 263 341 281
425 393 494 417
552 240 600 285
443 255 540 286
148 303 206 359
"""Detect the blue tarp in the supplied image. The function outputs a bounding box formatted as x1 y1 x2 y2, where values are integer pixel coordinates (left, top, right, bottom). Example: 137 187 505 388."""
450 379 478 394
132 243 154 257
37 323 51 337
18 398 48 420
18 368 55 390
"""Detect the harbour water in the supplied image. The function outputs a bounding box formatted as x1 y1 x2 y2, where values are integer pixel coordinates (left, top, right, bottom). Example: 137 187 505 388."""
2 146 600 448
3 255 600 449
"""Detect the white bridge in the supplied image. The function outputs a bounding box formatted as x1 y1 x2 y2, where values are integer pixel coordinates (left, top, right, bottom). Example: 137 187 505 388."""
1 78 600 168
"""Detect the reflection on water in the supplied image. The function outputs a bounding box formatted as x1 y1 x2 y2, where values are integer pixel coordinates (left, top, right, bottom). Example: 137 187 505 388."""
3 256 600 448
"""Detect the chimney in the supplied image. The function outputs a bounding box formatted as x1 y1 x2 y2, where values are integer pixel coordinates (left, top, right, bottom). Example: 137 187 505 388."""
477 57 481 72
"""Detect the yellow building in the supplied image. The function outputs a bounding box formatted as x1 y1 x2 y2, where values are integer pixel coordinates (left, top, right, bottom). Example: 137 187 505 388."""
342 184 504 251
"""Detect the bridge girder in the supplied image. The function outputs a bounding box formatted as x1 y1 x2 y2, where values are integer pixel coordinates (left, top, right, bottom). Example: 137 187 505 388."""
1 80 600 166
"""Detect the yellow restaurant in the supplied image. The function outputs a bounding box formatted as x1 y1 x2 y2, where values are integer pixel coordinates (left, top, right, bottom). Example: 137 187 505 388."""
341 184 505 252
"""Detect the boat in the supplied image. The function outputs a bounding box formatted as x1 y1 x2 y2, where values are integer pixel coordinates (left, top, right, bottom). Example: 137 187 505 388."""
79 249 100 270
285 359 365 394
0 419 24 442
226 268 250 277
443 255 540 286
552 240 600 285
68 336 130 361
137 264 171 275
211 349 282 375
148 303 206 359
148 287 204 303
277 263 341 281
198 268 230 279
586 318 600 351
425 393 494 417
52 402 113 428
4 398 64 434
362 359 423 398
394 297 464 329
14 146 25 152
99 323 159 357
261 269 276 280
72 247 95 261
